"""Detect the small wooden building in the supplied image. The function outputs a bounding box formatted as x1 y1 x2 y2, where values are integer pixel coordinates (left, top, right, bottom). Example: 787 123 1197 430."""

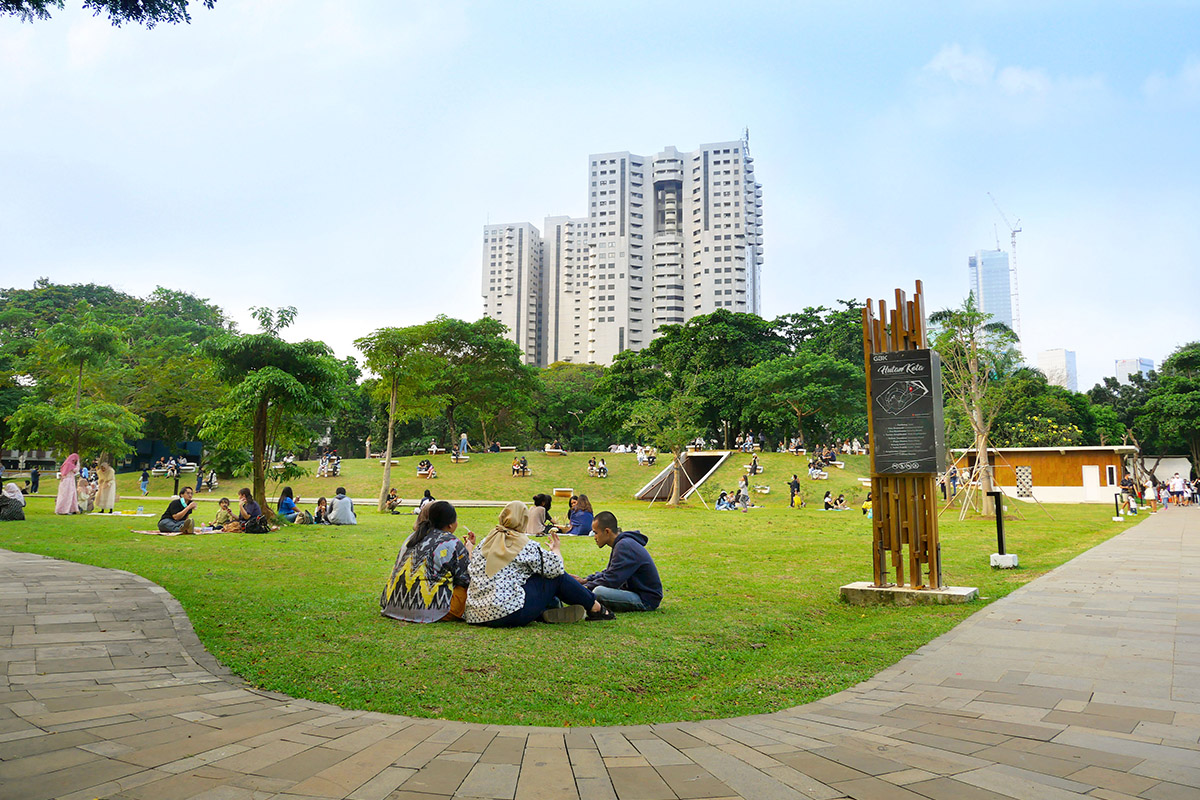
950 446 1138 503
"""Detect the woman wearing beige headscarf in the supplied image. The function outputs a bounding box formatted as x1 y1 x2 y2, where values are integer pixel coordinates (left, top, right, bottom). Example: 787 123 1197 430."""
464 500 615 627
76 474 94 513
96 462 118 513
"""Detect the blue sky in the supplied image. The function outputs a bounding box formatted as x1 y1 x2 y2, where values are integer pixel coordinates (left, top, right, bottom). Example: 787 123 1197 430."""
2 1 1197 389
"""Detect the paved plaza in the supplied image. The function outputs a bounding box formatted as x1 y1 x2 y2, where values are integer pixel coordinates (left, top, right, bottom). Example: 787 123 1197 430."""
1 510 1197 800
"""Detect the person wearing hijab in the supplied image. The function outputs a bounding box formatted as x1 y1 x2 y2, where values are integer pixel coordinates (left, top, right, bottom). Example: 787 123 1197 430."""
381 501 474 623
96 461 117 513
0 483 26 521
464 500 615 627
77 474 94 513
55 453 80 515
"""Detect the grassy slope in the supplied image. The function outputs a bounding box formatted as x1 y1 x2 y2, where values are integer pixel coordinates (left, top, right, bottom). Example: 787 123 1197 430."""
5 452 1118 726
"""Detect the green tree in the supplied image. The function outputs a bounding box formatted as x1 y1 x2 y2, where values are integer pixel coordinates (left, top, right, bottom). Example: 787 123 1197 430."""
929 294 1020 510
1141 342 1200 469
742 352 863 446
2 0 213 26
532 363 607 449
772 300 866 364
356 325 445 512
200 308 343 509
625 385 706 507
424 317 538 446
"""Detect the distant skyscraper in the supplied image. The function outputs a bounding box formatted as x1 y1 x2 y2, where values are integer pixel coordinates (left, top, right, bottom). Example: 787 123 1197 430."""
483 137 764 366
968 249 1017 338
1115 357 1154 384
1037 348 1078 392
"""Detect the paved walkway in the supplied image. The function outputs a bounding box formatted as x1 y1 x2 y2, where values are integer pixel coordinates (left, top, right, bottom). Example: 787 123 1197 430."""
1 511 1197 800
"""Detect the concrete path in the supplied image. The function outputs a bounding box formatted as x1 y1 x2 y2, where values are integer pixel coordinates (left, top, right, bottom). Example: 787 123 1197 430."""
1 511 1197 800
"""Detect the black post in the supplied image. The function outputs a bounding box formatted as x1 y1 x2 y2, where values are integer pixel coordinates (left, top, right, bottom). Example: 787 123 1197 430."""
1113 493 1121 518
173 476 180 497
987 490 1005 555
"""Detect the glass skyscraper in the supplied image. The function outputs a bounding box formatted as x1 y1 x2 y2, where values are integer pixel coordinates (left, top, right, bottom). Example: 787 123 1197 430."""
968 249 1017 337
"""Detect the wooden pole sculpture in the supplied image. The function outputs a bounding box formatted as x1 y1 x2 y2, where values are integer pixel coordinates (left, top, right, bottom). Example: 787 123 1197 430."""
861 281 944 590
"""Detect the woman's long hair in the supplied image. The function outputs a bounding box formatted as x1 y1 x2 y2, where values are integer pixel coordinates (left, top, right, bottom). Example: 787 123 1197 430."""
277 486 294 511
575 494 593 513
405 500 457 551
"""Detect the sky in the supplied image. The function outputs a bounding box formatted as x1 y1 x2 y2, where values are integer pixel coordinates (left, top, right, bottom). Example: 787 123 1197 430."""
2 1 1198 389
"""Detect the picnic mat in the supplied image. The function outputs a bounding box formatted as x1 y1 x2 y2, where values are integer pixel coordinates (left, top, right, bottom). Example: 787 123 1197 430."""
135 528 226 536
90 512 155 517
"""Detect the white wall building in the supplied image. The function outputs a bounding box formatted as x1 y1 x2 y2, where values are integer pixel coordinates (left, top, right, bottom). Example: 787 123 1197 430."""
1037 348 1078 392
481 222 543 366
1115 357 1154 384
482 137 764 366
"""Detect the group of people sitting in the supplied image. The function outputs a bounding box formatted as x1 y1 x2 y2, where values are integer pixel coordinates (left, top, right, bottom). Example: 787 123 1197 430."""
380 499 663 626
417 459 437 479
156 485 359 534
716 475 753 511
733 432 763 452
635 446 657 466
511 456 530 476
822 490 850 511
152 455 189 477
316 450 341 478
587 457 608 478
544 439 566 452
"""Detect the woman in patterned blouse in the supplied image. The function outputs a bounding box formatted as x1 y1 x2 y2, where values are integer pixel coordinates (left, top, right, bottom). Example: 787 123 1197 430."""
465 500 615 627
381 501 474 623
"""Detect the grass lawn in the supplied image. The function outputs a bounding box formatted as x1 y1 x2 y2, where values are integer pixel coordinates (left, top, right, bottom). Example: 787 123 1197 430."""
3 451 1121 727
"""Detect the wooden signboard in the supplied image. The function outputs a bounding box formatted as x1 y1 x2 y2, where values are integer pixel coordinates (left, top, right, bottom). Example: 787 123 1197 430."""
862 281 943 590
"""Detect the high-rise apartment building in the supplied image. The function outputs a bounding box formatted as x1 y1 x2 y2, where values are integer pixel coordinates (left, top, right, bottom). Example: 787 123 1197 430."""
482 138 763 366
968 249 1017 337
1115 357 1154 384
1037 348 1078 392
481 222 543 365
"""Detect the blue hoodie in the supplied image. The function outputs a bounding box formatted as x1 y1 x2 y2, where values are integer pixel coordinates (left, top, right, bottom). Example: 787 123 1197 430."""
584 530 663 610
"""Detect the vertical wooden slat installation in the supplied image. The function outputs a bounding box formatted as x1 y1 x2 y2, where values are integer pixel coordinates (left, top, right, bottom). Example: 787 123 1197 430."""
862 281 942 590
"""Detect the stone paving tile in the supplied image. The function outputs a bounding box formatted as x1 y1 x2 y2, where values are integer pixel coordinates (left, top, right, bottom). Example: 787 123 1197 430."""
3 513 1200 800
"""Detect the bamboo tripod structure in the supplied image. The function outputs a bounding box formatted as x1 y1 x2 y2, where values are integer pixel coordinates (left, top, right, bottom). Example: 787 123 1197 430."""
862 281 942 590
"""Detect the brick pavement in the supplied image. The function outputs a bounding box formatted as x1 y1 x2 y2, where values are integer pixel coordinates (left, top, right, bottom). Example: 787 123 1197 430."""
1 510 1197 799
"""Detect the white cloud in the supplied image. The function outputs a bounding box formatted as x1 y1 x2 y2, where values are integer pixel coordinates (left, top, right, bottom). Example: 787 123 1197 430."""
923 44 994 85
996 65 1051 96
1144 55 1200 103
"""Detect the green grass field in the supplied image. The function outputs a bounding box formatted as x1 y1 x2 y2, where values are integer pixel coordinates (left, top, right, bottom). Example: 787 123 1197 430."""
2 451 1120 727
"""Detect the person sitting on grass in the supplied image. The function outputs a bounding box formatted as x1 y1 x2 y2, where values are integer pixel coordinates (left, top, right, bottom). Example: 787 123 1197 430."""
526 493 555 536
581 511 663 612
381 500 474 624
833 493 849 510
277 486 299 523
861 492 873 516
238 487 267 531
716 490 735 510
588 456 598 476
328 487 356 525
464 500 615 627
823 490 835 511
561 493 594 536
212 497 235 528
597 458 608 478
159 486 198 534
489 441 501 453
386 488 402 513
314 497 332 524
0 482 26 522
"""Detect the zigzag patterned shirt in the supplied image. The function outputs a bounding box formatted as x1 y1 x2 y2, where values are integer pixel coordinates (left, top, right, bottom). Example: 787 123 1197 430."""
380 529 470 623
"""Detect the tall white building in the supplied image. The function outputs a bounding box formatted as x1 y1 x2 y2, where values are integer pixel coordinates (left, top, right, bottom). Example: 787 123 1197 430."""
1037 348 1078 392
968 249 1017 337
481 222 543 365
1115 357 1154 384
482 138 764 366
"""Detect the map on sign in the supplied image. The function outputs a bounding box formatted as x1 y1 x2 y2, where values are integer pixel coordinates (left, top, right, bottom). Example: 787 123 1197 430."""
874 380 930 416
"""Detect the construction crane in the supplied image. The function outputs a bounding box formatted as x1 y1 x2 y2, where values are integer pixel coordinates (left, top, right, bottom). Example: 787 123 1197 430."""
988 192 1022 340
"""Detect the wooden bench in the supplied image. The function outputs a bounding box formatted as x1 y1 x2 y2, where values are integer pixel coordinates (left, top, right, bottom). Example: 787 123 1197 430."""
513 469 532 477
858 477 873 487
379 459 400 466
449 454 470 463
426 447 447 455
544 449 567 457
830 461 845 469
552 487 573 498
499 446 517 452
743 465 765 474
789 449 807 455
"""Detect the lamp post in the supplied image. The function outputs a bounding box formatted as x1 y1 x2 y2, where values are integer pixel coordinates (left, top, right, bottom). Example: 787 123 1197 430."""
568 410 586 452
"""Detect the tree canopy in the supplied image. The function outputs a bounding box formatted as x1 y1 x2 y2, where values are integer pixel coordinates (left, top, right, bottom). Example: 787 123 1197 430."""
2 0 214 27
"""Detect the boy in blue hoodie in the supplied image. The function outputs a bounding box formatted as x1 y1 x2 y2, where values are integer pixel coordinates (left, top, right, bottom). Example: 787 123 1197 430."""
583 511 663 612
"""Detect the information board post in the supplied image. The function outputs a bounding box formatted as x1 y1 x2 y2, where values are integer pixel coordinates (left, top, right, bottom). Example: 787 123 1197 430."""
861 282 945 591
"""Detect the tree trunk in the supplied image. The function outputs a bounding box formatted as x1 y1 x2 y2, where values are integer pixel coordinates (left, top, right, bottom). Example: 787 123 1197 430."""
72 360 84 454
378 377 398 513
668 449 684 506
252 396 269 509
